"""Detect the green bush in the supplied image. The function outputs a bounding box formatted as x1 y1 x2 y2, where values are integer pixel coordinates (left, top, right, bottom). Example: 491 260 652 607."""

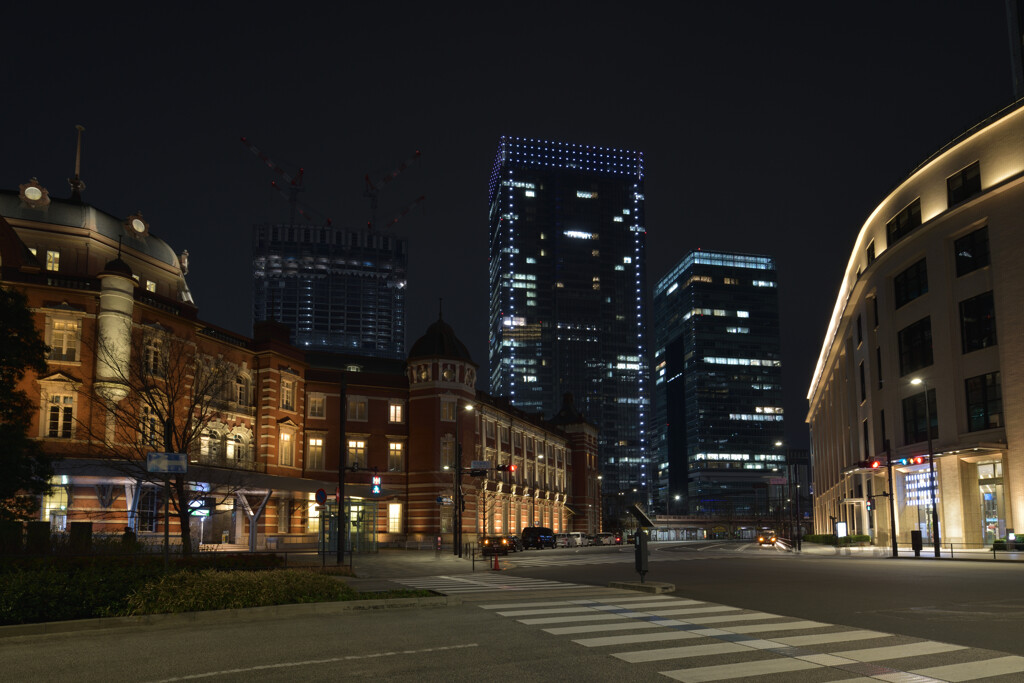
0 564 162 625
116 569 356 615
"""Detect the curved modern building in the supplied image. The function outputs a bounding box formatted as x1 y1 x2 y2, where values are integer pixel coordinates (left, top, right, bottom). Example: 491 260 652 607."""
807 99 1024 548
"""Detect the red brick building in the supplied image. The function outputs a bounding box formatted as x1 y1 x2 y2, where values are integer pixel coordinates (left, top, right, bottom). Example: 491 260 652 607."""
1 173 601 551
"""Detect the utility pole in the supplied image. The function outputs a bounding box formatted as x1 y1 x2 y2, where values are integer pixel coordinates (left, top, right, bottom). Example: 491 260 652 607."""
336 374 348 565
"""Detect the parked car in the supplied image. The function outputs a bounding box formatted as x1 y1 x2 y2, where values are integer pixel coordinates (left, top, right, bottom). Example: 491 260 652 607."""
521 526 556 549
480 535 510 555
566 531 585 547
594 532 616 545
555 533 579 548
505 535 524 552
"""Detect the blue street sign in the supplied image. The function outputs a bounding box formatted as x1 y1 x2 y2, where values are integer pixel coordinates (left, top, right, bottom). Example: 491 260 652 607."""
147 452 188 474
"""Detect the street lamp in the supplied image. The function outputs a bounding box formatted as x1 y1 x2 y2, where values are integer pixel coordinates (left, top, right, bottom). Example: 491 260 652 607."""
453 400 474 557
910 377 940 557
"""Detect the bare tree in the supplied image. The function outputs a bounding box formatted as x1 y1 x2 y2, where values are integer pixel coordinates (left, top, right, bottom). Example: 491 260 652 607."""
75 321 240 556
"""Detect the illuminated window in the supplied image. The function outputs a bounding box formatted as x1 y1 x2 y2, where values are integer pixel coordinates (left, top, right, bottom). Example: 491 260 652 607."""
724 277 739 285
280 378 295 411
388 442 404 472
389 401 404 423
347 440 366 469
736 311 750 318
47 318 79 362
279 430 294 466
145 280 157 293
525 190 535 197
46 250 60 272
307 435 325 470
388 503 402 533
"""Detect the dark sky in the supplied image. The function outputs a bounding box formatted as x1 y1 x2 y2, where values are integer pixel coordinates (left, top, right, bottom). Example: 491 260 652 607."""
2 4 1015 449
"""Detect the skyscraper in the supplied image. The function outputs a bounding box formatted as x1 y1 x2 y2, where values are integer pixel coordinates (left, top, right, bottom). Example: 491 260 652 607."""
487 136 650 522
252 223 407 358
653 250 785 516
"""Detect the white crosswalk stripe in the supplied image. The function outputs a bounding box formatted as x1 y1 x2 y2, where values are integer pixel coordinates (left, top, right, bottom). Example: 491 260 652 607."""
389 573 584 593
479 593 1024 682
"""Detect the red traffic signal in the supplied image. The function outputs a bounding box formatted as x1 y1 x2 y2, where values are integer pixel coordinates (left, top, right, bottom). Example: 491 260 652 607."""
495 464 517 472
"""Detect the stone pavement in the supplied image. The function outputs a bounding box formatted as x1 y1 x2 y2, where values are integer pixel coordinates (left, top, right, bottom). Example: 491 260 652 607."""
283 547 482 592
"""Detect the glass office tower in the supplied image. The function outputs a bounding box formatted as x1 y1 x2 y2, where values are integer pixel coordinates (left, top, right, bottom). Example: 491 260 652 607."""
652 251 785 516
253 223 407 358
487 136 650 523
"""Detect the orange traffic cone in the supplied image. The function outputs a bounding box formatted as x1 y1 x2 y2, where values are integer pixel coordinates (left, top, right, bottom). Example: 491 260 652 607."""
492 552 501 570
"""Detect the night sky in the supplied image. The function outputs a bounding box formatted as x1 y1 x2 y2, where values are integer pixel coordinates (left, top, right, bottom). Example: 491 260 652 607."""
2 4 1015 449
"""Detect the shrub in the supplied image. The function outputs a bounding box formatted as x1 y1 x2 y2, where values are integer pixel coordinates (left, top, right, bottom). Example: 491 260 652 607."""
117 569 357 615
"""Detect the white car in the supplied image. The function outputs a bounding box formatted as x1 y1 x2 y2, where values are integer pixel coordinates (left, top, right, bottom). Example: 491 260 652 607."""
554 533 579 547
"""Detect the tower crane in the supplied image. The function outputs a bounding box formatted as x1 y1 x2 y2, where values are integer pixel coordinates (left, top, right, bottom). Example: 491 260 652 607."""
364 150 421 230
240 136 332 226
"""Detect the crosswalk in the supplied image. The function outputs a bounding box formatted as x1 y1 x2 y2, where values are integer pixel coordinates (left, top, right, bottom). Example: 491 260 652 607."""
390 573 585 593
505 550 728 568
480 593 1024 682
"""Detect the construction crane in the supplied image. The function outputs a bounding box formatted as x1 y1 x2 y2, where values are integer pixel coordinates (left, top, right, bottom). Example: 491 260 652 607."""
240 136 331 226
364 150 421 230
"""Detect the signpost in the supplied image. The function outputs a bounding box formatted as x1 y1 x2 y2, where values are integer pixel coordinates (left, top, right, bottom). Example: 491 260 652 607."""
147 452 187 568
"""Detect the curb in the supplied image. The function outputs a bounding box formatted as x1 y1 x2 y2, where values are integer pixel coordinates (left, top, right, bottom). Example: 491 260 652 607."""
0 594 460 640
608 581 675 594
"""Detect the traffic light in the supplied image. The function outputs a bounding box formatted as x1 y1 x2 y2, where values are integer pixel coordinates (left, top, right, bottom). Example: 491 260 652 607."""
866 497 874 512
495 464 517 472
371 475 381 495
894 456 927 466
868 459 883 469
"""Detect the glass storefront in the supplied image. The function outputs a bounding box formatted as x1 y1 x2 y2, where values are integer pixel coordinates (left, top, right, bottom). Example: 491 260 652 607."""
978 462 1004 546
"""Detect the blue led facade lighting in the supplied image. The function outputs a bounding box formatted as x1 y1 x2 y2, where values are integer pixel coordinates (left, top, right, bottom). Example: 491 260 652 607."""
487 136 650 521
651 250 785 516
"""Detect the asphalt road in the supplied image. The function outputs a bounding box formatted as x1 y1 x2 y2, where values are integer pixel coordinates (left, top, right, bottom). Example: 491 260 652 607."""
4 542 1023 682
499 541 1024 656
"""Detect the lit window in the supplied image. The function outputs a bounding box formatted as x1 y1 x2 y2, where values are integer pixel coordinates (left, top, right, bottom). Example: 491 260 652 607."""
280 378 295 411
307 436 325 470
525 190 535 197
389 401 404 423
388 503 402 533
46 250 60 272
145 280 157 293
737 311 750 318
47 318 80 362
388 442 404 472
279 430 294 466
347 440 366 469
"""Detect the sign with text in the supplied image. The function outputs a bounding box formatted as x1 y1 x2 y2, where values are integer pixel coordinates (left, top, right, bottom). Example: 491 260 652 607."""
470 460 491 470
147 452 187 474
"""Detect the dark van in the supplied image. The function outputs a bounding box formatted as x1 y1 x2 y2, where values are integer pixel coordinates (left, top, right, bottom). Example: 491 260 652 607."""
520 526 556 549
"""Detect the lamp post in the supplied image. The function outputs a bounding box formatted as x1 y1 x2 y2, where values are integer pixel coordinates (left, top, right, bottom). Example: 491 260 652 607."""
452 400 474 557
910 378 940 558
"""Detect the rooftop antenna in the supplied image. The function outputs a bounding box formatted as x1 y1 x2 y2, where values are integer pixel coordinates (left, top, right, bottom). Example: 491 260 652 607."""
69 124 86 202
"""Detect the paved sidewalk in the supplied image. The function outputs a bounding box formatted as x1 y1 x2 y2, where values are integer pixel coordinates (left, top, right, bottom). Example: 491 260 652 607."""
791 541 1024 561
286 548 483 591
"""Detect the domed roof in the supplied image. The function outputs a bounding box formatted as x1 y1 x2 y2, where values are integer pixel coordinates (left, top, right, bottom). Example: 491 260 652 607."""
0 190 179 267
408 314 474 364
101 256 134 278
